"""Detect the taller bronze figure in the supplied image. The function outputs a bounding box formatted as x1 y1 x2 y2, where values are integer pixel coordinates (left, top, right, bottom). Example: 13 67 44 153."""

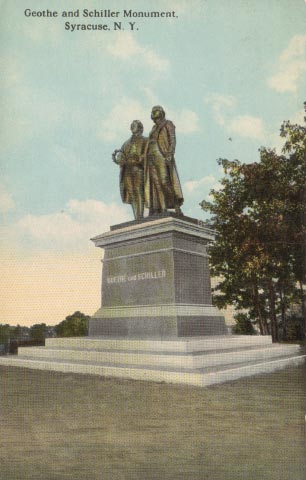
145 106 184 216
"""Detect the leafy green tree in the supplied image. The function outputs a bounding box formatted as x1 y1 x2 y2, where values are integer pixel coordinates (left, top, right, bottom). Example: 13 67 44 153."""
283 314 305 342
30 323 47 341
55 311 89 337
0 324 11 344
201 157 276 338
279 105 306 333
12 324 22 338
232 313 256 335
201 104 306 342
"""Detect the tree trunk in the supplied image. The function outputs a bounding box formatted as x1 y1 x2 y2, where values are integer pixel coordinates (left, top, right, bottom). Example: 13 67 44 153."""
299 280 306 336
262 316 270 336
257 316 264 335
252 278 269 335
268 280 279 342
279 285 287 340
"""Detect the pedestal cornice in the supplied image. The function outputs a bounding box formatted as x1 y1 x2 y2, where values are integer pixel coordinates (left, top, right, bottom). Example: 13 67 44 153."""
91 216 215 248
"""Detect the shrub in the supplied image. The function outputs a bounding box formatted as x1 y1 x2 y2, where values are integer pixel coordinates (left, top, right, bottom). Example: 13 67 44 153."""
283 315 305 342
232 313 256 335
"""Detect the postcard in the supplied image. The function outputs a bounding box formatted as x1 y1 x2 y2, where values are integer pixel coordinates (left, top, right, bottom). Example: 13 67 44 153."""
1 1 305 479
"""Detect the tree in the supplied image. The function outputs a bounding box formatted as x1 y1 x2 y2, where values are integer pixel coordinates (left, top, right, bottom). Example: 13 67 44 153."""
280 104 306 334
0 324 11 344
12 324 22 339
283 314 305 342
55 311 89 337
232 313 256 335
30 323 47 341
201 104 306 342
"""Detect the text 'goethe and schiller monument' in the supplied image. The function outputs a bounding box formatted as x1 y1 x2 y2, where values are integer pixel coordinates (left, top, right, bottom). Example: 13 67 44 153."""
89 106 227 337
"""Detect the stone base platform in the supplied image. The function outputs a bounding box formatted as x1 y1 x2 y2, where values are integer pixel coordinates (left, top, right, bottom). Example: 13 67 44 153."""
0 336 304 387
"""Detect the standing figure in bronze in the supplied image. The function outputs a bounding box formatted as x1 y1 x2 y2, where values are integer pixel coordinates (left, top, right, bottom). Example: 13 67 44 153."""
112 120 147 220
144 105 184 216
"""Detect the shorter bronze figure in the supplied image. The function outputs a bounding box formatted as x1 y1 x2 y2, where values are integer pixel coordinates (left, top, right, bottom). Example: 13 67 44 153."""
112 120 147 220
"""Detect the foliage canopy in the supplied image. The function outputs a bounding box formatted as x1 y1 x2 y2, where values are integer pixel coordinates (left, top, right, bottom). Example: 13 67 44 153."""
201 104 306 341
55 311 89 337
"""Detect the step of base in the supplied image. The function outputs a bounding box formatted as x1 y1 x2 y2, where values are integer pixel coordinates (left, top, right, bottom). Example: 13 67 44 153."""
45 335 273 353
18 344 301 369
0 354 305 387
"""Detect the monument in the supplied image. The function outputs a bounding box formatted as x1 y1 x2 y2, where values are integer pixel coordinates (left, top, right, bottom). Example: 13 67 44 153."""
89 106 227 337
1 106 304 387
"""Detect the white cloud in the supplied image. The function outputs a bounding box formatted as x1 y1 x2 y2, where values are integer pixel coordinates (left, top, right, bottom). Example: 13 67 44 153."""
204 94 236 126
205 94 265 140
280 34 306 63
141 87 159 105
169 109 200 134
268 61 306 93
16 199 129 251
267 34 306 92
0 186 15 213
228 115 265 140
265 132 285 155
98 97 200 141
0 199 130 326
107 32 169 73
183 175 223 217
1 55 25 88
98 98 148 142
265 109 305 154
107 32 142 59
184 175 217 193
291 109 305 124
22 19 62 45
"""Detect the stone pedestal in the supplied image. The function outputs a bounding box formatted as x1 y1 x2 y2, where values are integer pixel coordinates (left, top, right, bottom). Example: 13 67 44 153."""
89 215 227 337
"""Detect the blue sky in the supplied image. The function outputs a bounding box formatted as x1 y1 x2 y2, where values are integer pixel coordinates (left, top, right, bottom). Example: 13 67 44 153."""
1 0 305 325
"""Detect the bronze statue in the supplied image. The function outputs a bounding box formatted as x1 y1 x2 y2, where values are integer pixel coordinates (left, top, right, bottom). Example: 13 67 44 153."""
144 106 184 215
112 120 147 220
112 107 184 220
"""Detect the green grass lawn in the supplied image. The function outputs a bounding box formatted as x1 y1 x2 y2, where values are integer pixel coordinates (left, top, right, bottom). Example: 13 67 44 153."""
0 365 305 480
